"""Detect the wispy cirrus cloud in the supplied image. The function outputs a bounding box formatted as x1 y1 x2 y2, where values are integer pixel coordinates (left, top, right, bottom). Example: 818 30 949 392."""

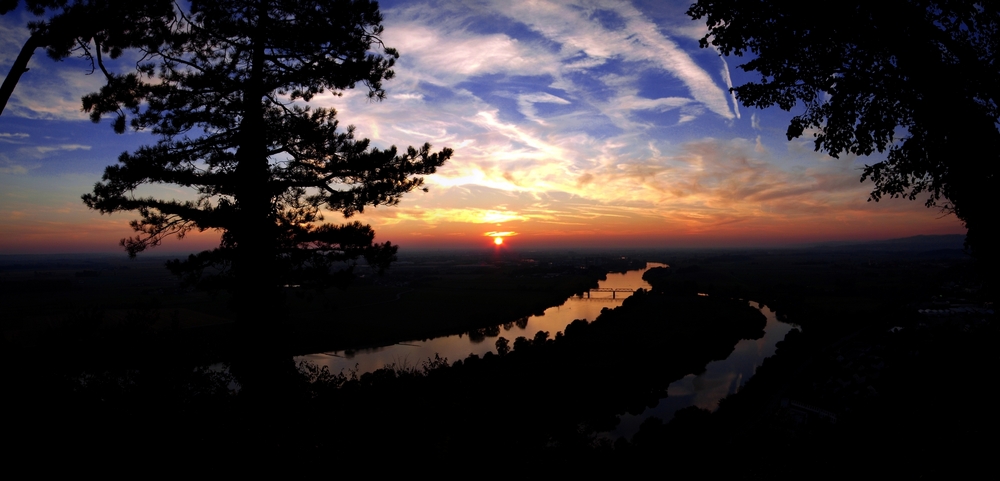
0 1 961 252
381 22 562 86
353 205 554 226
0 132 30 141
34 144 91 154
303 0 961 246
0 155 29 174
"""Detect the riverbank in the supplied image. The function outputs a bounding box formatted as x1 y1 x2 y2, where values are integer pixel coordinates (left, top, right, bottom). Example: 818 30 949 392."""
0 252 622 368
296 262 664 375
616 252 995 478
4 265 771 471
3 247 991 475
284 260 609 356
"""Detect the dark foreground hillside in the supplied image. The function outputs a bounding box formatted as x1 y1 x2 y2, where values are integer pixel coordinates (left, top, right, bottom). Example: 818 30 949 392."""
2 247 994 476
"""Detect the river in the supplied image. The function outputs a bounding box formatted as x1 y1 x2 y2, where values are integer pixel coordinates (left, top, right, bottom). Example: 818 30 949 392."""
296 263 667 375
610 301 797 437
297 262 797 438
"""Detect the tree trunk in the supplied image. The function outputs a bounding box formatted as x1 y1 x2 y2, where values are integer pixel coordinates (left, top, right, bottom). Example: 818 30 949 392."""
228 2 297 400
0 33 41 117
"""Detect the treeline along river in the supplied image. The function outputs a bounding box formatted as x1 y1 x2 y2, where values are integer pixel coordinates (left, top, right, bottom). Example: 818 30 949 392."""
1 259 797 467
3 248 988 473
298 262 797 437
296 263 669 374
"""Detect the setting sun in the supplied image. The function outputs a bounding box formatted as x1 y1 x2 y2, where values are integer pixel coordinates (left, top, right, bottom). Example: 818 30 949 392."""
485 231 516 246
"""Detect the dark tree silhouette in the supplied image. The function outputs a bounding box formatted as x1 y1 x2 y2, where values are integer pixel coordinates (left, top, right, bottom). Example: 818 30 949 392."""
688 0 998 264
80 0 453 363
0 0 176 116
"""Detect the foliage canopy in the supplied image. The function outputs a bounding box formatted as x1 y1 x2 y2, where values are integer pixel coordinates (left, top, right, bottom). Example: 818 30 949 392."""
688 0 997 259
0 0 178 116
80 0 452 296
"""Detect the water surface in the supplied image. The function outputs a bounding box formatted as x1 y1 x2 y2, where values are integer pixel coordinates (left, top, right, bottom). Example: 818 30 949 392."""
297 263 666 374
609 303 797 438
297 263 797 442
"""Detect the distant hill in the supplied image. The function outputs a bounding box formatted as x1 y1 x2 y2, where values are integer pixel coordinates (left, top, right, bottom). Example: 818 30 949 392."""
810 234 966 253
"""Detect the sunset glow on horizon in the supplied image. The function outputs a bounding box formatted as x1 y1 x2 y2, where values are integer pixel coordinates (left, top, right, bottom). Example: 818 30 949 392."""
486 231 515 247
0 0 966 255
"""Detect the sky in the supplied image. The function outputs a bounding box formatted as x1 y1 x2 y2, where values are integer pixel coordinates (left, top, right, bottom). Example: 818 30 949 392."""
0 0 965 254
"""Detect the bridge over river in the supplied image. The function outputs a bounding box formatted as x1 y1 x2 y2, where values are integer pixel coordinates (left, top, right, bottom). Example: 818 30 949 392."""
584 287 636 299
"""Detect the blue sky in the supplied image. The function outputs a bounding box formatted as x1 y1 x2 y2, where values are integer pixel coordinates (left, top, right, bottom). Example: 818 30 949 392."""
0 0 965 253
